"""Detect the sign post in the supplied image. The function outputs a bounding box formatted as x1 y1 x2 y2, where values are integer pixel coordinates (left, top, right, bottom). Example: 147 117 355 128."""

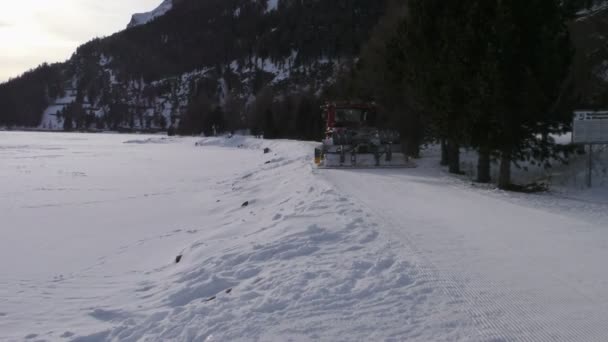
572 110 608 188
588 145 593 188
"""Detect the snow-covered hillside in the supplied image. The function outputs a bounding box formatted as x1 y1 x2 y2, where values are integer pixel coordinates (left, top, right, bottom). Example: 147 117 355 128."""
128 0 173 28
577 0 608 18
2 132 608 341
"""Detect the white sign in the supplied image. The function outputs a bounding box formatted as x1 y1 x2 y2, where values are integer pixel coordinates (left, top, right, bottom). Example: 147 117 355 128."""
572 110 608 144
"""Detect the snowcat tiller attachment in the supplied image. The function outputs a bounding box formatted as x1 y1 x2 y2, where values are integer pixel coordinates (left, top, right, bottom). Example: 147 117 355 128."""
315 144 415 169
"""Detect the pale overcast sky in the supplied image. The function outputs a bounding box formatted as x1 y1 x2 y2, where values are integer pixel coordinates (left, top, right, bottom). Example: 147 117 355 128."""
0 0 161 82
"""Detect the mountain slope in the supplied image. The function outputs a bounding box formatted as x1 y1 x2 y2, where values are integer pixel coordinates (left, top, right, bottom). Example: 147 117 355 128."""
1 0 607 133
0 0 387 135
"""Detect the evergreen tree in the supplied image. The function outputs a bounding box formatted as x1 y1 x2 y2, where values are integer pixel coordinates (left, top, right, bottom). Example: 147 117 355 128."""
384 0 573 187
490 0 574 188
388 0 482 174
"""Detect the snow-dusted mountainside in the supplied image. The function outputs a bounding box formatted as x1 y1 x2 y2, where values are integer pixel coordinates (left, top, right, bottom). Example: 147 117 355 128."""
2 132 608 341
36 53 340 132
127 0 173 28
6 0 605 132
577 0 608 17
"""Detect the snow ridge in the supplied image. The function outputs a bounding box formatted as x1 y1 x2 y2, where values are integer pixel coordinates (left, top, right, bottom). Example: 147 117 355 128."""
82 137 472 341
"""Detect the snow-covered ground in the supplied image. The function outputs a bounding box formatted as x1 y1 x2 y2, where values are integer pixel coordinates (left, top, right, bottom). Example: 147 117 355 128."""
2 132 608 341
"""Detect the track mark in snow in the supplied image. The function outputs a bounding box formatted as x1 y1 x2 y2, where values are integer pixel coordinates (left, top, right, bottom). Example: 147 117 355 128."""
60 331 74 338
327 168 608 341
135 284 155 293
338 183 550 341
89 308 131 322
71 330 110 342
167 275 238 307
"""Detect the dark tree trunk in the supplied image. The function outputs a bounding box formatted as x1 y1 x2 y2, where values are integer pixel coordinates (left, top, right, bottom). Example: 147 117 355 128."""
541 131 550 160
409 112 422 158
542 132 549 143
401 112 421 158
405 137 420 158
498 148 512 189
440 138 449 166
447 139 461 174
476 147 491 183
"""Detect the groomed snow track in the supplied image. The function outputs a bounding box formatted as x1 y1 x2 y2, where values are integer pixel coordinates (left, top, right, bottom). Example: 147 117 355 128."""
324 166 608 341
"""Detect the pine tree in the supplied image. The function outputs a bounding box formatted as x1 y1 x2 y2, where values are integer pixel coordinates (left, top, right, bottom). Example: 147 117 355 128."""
489 0 574 189
388 0 482 174
383 0 573 187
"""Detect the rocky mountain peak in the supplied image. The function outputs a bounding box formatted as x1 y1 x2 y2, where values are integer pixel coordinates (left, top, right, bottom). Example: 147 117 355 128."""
127 0 173 28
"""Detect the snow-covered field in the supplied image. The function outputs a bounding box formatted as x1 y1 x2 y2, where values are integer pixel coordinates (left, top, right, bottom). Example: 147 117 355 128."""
2 132 608 341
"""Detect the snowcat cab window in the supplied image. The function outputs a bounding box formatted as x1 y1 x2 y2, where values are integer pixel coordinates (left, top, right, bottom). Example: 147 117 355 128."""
363 110 377 126
335 109 364 127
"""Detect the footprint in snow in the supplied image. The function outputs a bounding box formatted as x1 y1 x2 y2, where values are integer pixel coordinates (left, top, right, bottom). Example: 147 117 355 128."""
359 231 379 244
88 308 130 322
60 331 74 338
135 285 155 293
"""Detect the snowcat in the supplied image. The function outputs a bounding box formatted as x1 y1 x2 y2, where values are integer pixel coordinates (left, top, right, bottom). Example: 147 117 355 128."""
314 102 413 168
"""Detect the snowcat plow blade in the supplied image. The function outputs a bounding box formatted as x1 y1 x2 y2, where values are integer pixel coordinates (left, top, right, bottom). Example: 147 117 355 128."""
315 146 416 169
319 153 415 168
